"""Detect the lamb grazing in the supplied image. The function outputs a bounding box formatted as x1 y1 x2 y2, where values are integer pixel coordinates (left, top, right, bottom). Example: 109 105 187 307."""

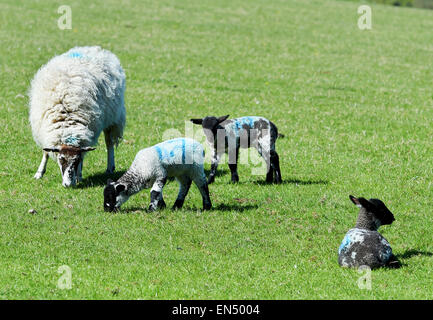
29 46 126 187
191 115 282 184
338 195 400 269
103 138 212 212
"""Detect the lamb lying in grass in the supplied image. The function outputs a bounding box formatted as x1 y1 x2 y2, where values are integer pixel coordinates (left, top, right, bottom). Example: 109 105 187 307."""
103 138 212 212
191 115 282 184
338 195 400 269
29 46 126 187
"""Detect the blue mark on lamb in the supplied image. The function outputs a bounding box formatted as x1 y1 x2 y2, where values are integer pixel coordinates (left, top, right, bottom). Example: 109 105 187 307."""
338 195 400 269
191 115 282 184
103 138 211 212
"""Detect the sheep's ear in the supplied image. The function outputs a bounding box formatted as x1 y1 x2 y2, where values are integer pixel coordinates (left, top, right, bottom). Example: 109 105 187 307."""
115 184 126 193
217 115 229 123
190 118 203 125
107 179 113 185
81 147 96 152
43 147 60 153
349 195 371 210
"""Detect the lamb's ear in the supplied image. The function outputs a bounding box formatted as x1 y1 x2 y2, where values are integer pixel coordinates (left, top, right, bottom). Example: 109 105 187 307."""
349 195 372 210
217 115 229 123
190 118 203 125
43 147 60 153
81 147 96 152
115 183 126 193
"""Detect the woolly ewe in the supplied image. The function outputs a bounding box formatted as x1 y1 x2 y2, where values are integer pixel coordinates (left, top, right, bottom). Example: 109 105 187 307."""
29 46 126 187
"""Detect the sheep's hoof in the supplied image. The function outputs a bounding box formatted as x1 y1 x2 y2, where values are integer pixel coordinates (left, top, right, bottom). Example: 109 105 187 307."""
34 172 44 179
207 176 215 185
230 175 239 183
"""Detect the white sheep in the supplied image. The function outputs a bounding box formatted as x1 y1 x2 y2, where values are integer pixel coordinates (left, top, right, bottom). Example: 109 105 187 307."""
103 138 212 212
29 46 126 187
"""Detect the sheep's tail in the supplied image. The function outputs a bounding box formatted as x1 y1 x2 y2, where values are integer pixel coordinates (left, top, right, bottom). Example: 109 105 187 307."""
277 133 285 138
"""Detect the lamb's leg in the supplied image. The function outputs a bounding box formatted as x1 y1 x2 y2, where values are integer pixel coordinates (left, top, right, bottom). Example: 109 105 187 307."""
104 128 115 174
172 176 192 210
193 174 212 210
34 151 49 179
228 146 239 183
158 191 166 209
256 146 273 183
270 149 282 184
148 177 167 212
208 149 221 184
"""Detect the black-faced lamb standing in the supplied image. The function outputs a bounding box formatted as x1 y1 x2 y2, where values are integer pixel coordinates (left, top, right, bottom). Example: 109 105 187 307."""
338 195 400 269
29 46 126 187
191 115 282 184
103 138 212 212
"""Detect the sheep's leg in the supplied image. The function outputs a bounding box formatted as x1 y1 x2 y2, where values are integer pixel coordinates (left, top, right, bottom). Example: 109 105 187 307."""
270 149 282 184
148 177 167 212
158 191 166 209
104 128 116 174
256 145 273 183
34 151 49 179
227 146 239 183
193 174 212 210
172 176 192 210
208 149 221 184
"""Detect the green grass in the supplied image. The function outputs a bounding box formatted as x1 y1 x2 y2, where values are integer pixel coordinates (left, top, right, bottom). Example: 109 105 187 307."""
1 0 433 299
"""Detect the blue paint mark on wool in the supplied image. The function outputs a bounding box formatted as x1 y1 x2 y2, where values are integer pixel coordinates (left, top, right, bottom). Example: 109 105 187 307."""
233 116 261 135
339 234 351 255
64 136 79 145
67 51 83 58
154 138 187 163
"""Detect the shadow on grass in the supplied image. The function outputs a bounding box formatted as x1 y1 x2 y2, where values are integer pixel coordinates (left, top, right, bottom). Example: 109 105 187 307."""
253 178 328 186
395 249 433 260
204 168 229 178
77 170 126 189
122 203 258 213
213 203 259 212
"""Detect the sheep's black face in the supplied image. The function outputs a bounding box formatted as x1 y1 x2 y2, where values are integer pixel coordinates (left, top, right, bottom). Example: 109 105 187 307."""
103 180 128 212
103 183 117 212
368 198 395 226
190 115 230 144
198 117 218 143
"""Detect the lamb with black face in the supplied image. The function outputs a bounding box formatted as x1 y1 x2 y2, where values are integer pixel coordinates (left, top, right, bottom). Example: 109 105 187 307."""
103 179 126 212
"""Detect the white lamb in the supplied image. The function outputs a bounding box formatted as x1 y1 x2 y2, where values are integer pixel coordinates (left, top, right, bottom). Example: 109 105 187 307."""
103 138 212 212
29 46 126 187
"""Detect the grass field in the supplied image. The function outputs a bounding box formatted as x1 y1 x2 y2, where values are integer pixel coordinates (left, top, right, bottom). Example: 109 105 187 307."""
1 0 433 299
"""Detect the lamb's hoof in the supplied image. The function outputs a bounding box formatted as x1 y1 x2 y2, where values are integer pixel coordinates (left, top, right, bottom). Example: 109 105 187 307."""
158 200 167 209
203 203 212 210
147 205 157 213
34 172 44 179
207 176 215 185
230 176 239 183
105 167 115 175
172 200 184 210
